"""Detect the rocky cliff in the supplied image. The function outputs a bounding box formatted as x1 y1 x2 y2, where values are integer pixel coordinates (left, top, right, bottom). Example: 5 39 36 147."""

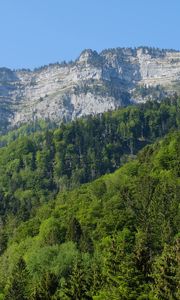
0 47 180 131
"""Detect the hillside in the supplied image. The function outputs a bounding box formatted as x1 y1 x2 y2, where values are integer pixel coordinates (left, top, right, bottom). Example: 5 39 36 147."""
1 47 180 132
0 128 179 299
0 98 179 223
0 97 179 299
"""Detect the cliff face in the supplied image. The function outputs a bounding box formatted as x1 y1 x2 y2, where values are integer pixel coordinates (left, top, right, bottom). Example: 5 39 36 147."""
0 47 180 130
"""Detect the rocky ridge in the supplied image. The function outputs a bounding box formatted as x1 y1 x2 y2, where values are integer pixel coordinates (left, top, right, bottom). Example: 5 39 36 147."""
0 47 180 131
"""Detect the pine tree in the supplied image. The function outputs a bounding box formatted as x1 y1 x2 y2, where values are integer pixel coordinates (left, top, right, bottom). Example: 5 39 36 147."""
152 242 180 300
4 257 28 300
66 217 82 246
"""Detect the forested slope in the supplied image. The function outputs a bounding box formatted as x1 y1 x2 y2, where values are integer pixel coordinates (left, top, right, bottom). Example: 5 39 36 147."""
0 128 179 299
0 98 179 224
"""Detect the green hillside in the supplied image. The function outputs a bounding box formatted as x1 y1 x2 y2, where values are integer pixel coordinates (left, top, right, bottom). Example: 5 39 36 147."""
0 128 179 299
0 98 180 225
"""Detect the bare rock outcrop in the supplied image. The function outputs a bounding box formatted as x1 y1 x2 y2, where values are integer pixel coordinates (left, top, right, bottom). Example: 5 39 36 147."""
0 47 180 130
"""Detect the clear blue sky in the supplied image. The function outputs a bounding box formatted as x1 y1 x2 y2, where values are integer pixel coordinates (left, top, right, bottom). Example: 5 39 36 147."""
0 0 179 69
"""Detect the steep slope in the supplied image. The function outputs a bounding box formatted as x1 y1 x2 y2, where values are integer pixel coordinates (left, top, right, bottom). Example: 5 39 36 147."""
0 47 180 131
0 99 179 222
0 129 179 299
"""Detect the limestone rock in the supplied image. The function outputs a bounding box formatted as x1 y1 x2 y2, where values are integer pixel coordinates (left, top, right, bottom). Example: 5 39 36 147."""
0 47 180 131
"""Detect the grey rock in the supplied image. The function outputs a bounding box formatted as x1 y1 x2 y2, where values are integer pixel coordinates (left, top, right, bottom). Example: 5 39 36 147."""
0 47 180 131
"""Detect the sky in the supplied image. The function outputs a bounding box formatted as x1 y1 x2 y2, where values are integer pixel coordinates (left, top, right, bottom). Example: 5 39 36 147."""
0 0 179 69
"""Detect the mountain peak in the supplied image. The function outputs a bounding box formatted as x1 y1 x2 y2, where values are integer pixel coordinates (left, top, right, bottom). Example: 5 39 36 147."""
0 46 180 132
78 49 99 63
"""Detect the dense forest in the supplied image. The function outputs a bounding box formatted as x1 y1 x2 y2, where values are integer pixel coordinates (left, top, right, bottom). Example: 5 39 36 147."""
0 98 179 221
0 98 179 299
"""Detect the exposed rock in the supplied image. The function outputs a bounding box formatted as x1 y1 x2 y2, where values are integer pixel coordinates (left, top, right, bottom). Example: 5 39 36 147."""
0 47 180 131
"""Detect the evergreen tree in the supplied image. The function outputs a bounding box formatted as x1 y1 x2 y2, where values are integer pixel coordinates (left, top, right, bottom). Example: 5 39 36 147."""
4 257 28 300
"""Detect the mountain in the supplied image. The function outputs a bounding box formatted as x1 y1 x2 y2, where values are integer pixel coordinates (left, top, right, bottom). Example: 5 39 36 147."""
0 84 179 298
0 47 180 131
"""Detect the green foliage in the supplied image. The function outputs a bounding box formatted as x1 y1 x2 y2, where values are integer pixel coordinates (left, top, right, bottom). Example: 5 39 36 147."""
39 217 65 246
151 238 180 300
0 98 179 226
0 98 180 298
4 257 28 300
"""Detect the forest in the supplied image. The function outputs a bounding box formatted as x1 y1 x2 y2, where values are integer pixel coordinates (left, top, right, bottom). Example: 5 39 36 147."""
0 98 179 299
